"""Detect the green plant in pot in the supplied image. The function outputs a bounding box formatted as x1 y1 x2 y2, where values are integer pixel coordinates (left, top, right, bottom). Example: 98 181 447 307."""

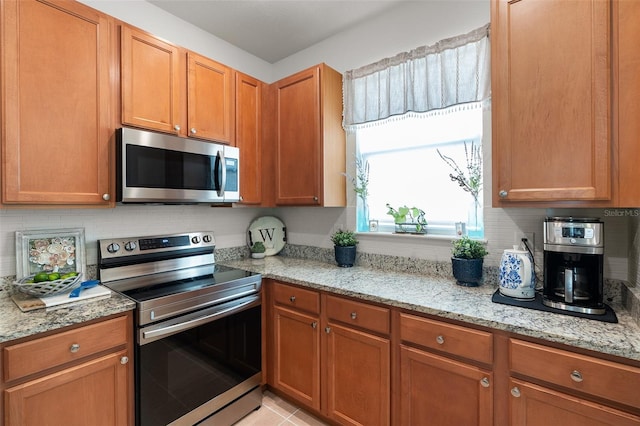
331 229 358 267
250 241 266 259
385 204 428 234
451 236 488 286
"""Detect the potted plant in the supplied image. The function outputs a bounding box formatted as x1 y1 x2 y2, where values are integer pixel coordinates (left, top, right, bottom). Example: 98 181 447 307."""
330 229 358 267
250 241 266 259
451 236 488 286
385 204 428 234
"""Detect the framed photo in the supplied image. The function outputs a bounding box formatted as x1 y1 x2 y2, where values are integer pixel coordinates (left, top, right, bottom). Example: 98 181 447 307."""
15 228 86 279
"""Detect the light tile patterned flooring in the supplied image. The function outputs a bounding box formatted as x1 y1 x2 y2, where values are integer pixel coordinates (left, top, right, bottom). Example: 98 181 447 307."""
234 391 328 426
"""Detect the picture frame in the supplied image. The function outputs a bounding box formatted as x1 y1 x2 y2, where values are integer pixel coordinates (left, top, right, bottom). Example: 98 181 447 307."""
15 228 86 279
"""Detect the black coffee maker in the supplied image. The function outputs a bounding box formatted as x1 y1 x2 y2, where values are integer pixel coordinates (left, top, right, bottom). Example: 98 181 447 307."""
543 217 604 315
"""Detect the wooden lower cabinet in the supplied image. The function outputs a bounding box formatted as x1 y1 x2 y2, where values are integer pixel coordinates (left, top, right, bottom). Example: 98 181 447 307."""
399 345 492 426
4 351 130 425
509 379 640 426
271 305 321 411
1 313 133 426
325 322 390 426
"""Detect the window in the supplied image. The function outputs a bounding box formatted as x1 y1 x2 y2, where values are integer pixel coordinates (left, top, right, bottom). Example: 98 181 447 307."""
355 103 484 238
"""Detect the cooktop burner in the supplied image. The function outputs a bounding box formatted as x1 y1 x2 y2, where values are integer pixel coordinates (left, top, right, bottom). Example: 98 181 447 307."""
491 290 618 323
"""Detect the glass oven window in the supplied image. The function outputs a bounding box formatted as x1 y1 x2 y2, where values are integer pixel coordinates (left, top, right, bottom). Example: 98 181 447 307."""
137 305 261 425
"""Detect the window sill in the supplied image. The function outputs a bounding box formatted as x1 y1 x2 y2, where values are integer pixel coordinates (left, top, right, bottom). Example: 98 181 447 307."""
355 231 487 244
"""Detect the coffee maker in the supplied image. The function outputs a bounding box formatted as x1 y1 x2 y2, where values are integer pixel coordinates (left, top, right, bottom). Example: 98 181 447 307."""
543 217 604 315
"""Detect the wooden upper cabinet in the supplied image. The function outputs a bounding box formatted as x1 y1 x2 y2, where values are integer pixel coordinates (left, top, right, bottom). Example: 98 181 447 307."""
121 25 182 135
187 52 234 144
491 0 611 205
235 72 262 204
1 0 113 205
615 0 640 206
273 64 346 206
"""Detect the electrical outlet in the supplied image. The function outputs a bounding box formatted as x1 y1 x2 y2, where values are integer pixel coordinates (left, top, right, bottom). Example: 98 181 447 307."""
514 231 535 251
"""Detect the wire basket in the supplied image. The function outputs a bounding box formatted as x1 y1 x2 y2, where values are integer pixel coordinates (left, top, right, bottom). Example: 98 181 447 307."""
14 273 82 297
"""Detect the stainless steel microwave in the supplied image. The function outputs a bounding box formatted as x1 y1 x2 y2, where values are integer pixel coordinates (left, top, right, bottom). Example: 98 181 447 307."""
116 127 240 204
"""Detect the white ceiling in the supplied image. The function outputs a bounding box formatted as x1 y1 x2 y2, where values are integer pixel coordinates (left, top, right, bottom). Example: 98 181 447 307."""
148 0 406 63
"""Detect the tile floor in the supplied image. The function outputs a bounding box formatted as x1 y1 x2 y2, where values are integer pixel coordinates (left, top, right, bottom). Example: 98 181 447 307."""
234 391 328 426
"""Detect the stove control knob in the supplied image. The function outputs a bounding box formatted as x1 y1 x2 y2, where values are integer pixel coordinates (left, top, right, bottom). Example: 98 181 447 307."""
106 243 120 254
124 241 137 251
570 238 577 244
203 234 212 243
191 236 201 244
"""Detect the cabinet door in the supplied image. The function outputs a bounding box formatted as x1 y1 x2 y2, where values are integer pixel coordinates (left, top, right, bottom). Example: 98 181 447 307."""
236 72 262 204
325 322 390 426
509 379 640 426
187 52 234 144
4 351 130 426
271 306 320 410
121 25 181 134
399 345 492 426
616 0 640 206
274 66 321 205
1 0 112 205
492 0 611 204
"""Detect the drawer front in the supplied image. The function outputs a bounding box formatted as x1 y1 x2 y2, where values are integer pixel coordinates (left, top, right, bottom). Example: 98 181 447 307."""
272 281 320 314
325 295 390 335
399 313 493 364
4 316 128 382
510 339 640 409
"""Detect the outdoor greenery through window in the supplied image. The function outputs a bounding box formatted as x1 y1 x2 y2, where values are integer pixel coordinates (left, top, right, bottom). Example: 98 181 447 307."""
353 103 484 238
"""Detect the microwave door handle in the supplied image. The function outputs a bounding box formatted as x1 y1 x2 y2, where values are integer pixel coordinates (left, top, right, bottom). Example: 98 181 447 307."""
216 150 227 198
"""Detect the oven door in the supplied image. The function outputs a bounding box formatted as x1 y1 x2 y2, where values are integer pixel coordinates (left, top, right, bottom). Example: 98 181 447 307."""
136 294 261 426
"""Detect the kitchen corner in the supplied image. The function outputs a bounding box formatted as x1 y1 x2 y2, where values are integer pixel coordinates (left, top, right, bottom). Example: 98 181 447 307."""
222 253 640 362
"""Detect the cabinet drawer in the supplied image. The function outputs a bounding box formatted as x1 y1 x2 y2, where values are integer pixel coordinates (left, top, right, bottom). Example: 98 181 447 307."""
510 339 640 409
325 295 390 335
3 316 128 382
399 313 493 364
272 281 320 314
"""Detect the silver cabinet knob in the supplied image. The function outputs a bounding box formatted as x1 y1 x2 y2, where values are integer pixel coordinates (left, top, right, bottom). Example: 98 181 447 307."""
289 296 296 303
190 128 197 135
350 312 357 320
511 387 521 398
480 377 490 388
120 356 129 365
325 327 331 334
102 193 110 201
499 190 508 198
70 343 80 353
239 196 244 202
174 124 181 132
313 196 318 202
570 370 583 383
436 335 445 345
311 321 318 329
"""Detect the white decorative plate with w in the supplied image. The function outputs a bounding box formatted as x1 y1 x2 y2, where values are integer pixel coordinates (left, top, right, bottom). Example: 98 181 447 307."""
247 216 287 256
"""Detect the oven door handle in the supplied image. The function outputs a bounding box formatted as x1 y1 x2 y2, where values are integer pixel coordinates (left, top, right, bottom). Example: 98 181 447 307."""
140 295 259 344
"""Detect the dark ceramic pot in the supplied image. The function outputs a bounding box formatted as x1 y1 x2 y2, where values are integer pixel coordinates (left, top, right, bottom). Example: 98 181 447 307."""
334 245 356 267
451 257 484 287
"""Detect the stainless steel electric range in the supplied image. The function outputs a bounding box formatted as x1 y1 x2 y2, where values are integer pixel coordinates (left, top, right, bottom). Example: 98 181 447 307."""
98 231 262 426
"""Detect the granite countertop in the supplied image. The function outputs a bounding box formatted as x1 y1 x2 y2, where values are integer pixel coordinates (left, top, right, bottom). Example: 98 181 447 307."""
0 287 136 344
222 256 640 363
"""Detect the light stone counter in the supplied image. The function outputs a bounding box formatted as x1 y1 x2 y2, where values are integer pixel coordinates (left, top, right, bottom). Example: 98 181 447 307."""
222 256 640 362
0 287 135 344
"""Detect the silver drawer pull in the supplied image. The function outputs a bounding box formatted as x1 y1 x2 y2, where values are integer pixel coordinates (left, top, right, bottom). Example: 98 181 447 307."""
511 387 521 398
70 343 80 353
350 312 357 320
289 296 296 303
312 321 318 329
480 377 490 388
325 327 331 334
120 356 129 365
436 335 445 345
570 370 583 383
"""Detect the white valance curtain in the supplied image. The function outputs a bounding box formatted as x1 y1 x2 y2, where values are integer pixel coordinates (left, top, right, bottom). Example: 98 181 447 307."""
343 23 491 131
